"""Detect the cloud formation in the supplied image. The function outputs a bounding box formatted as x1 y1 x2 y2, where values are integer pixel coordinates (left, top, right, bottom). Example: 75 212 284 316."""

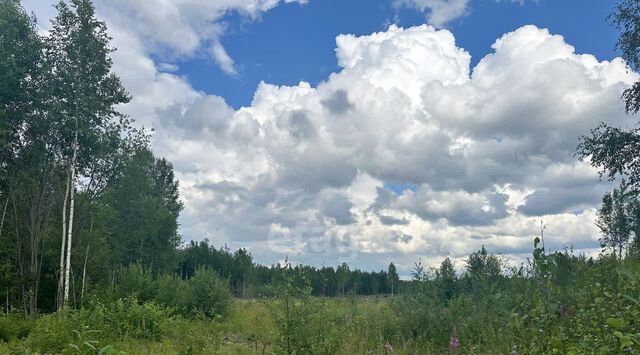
21 1 637 272
25 0 306 76
149 24 634 271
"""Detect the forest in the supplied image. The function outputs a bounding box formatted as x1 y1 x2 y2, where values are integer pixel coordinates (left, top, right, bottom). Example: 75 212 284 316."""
1 0 640 353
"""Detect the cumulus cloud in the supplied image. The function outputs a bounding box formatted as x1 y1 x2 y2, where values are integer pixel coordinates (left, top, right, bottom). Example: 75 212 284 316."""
20 0 637 272
147 24 635 271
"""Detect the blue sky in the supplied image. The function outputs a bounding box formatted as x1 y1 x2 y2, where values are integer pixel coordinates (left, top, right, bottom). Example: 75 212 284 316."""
177 0 620 109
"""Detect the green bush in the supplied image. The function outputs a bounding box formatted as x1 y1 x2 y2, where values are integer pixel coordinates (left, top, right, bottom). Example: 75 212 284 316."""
272 276 345 355
0 313 34 342
81 297 170 340
105 265 232 319
113 264 156 302
26 311 75 353
188 266 232 318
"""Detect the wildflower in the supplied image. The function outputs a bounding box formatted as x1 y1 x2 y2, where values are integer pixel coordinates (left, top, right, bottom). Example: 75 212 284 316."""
449 336 460 349
449 326 460 352
384 340 394 353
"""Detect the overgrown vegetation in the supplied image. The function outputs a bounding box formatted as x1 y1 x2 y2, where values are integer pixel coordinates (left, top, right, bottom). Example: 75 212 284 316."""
0 250 639 353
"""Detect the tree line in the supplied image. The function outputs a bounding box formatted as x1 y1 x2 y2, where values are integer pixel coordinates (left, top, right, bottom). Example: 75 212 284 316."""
178 239 401 298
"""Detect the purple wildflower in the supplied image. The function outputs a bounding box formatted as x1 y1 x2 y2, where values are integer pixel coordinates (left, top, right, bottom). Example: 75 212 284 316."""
449 336 460 349
449 326 460 352
384 340 394 353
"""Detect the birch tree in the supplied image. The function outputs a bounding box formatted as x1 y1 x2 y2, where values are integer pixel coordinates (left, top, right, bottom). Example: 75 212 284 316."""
45 0 130 308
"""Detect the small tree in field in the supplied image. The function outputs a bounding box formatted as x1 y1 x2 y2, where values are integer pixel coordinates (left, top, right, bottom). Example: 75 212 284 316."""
630 202 640 257
466 246 503 314
436 258 457 304
596 180 635 259
388 262 399 296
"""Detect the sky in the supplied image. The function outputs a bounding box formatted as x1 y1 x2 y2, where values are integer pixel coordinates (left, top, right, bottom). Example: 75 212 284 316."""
21 0 635 275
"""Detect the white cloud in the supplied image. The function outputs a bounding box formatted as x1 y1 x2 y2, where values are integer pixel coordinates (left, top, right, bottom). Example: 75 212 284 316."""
149 24 634 271
211 41 238 76
27 0 306 75
20 0 637 272
394 0 540 28
394 0 470 27
95 0 307 55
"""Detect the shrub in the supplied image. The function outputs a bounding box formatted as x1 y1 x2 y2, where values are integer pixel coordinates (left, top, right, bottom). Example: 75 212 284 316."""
0 313 34 342
113 264 156 302
188 267 232 318
156 273 194 314
106 265 232 319
272 275 344 355
26 311 75 353
81 297 170 340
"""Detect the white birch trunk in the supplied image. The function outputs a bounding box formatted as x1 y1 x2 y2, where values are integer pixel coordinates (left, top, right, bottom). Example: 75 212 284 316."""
0 197 8 240
81 240 90 305
63 135 78 307
57 171 70 310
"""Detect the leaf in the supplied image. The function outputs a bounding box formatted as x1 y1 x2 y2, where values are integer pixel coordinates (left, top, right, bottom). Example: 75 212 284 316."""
607 318 625 329
622 294 639 305
99 345 117 355
616 267 639 283
614 331 625 339
621 340 633 348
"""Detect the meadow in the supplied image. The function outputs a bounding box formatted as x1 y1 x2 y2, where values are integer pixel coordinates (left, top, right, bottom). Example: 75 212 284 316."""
1 244 640 354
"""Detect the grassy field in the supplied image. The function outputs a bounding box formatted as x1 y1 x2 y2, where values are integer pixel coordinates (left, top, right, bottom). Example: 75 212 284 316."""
0 296 415 355
1 254 640 354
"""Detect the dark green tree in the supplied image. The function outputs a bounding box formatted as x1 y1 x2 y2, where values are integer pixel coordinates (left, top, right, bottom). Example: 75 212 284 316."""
336 262 350 296
0 0 62 315
233 248 253 298
466 246 503 313
630 200 640 257
103 148 182 273
388 262 399 296
0 0 42 175
436 257 457 304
